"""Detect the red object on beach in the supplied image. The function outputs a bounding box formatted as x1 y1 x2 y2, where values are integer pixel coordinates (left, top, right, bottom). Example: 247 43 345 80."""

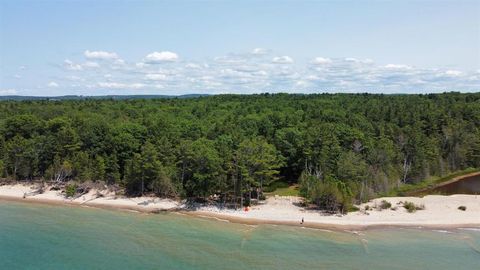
244 207 249 212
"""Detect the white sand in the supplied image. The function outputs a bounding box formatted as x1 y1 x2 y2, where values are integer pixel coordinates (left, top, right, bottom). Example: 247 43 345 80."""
1 183 479 229
194 195 480 228
0 183 180 211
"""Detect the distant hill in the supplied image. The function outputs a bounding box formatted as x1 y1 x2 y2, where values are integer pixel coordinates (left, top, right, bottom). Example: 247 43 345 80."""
0 94 209 101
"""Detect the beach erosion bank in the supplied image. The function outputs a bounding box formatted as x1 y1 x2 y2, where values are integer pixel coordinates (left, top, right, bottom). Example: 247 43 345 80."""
0 183 479 230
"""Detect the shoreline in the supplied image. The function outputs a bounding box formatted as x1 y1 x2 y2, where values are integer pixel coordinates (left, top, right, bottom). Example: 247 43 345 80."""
1 183 480 231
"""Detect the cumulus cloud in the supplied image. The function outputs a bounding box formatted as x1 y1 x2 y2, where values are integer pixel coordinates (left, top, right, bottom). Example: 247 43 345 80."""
98 82 146 89
0 88 17 95
384 64 412 70
312 57 332 65
185 63 201 69
48 49 480 94
445 70 462 77
252 48 268 55
83 61 100 68
47 81 59 88
272 56 293 64
145 74 167 81
64 59 83 71
84 50 118 60
144 51 178 63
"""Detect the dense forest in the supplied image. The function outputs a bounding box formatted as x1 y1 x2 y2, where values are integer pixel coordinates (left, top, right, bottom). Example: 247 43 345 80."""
0 93 479 210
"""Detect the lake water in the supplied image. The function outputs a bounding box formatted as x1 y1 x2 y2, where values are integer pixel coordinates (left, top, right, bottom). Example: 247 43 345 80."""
0 200 479 270
431 174 480 195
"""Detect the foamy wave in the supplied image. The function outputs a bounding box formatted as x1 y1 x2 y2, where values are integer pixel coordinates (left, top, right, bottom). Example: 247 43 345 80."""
459 228 480 232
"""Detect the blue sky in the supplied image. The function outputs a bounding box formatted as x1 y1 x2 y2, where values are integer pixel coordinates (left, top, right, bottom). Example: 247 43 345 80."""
0 0 479 96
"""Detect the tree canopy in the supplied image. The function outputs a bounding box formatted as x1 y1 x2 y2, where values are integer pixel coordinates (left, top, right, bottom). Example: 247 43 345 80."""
0 93 479 207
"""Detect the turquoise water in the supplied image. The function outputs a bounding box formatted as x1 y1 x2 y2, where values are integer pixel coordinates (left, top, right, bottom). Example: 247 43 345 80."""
1 200 479 270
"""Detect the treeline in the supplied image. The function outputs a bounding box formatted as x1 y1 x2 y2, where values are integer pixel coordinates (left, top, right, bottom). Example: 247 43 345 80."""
0 93 479 208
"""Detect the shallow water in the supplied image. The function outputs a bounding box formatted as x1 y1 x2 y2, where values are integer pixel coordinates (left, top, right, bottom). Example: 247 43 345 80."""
0 200 479 270
431 174 480 195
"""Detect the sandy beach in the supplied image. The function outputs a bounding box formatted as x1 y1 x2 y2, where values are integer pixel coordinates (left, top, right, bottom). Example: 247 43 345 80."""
1 182 479 230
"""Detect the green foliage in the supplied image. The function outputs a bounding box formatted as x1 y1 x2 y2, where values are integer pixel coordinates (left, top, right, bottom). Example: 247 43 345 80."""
379 200 392 210
124 142 176 197
65 183 77 198
0 93 478 204
299 173 353 213
403 201 424 213
266 185 300 197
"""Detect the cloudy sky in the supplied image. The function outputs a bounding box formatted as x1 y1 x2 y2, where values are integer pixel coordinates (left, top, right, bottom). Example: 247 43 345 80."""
0 0 479 96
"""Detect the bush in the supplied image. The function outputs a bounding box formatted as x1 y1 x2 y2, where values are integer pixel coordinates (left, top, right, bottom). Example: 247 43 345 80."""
379 200 392 210
65 184 77 198
299 174 353 214
263 181 289 193
458 206 467 211
403 201 424 213
348 205 360 212
243 197 251 207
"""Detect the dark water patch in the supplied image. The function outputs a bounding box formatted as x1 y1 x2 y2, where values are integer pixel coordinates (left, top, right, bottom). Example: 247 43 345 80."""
430 175 480 195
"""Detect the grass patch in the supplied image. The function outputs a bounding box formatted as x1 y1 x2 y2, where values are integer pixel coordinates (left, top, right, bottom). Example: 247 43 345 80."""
265 184 300 196
378 200 392 210
403 201 425 213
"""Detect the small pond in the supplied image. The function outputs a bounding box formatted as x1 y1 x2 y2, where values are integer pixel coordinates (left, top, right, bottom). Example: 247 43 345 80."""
429 174 480 195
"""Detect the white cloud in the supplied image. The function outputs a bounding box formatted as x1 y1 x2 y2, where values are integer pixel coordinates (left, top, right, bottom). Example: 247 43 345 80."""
52 49 480 94
384 64 412 70
185 63 201 69
312 57 332 65
47 81 59 88
64 59 83 71
214 56 246 64
445 70 462 77
252 48 268 55
66 75 84 81
145 74 167 81
0 88 17 95
83 61 100 68
144 51 178 63
19 66 26 70
84 50 118 60
14 74 21 79
98 82 146 89
272 56 293 64
344 57 359 62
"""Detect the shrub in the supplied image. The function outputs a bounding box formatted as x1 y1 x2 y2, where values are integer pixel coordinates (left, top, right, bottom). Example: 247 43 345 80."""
458 206 467 211
403 201 424 213
300 174 353 214
243 197 251 207
348 205 360 212
379 200 392 210
263 181 289 193
65 184 77 198
364 205 371 211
